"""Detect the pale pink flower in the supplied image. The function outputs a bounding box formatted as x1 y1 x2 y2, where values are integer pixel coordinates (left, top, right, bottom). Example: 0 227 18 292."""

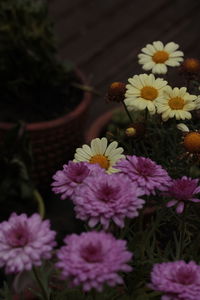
165 176 200 213
0 213 56 274
116 155 171 195
52 161 104 200
56 231 132 292
73 172 144 229
150 260 200 300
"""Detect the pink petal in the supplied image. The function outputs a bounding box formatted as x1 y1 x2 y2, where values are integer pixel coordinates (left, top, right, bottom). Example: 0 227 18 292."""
166 200 177 208
176 202 185 214
189 198 200 203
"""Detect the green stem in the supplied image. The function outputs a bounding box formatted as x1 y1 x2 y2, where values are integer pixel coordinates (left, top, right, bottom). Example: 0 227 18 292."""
122 101 134 123
71 82 102 96
32 267 49 300
144 108 148 121
178 209 187 259
91 289 96 300
33 189 45 219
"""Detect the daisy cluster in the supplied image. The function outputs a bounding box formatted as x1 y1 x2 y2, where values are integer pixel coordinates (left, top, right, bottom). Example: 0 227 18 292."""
125 41 200 122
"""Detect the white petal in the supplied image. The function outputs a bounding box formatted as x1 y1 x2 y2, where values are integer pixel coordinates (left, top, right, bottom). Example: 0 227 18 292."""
179 87 187 97
105 141 118 156
141 47 153 55
164 42 179 53
165 59 180 67
173 87 180 96
138 53 151 61
162 109 171 121
144 44 156 54
109 148 124 159
153 41 164 51
128 75 143 89
177 123 189 132
82 145 93 156
74 154 88 162
138 74 149 87
169 51 184 57
76 148 91 159
152 64 167 74
99 137 108 154
91 138 101 154
147 102 156 113
142 61 155 70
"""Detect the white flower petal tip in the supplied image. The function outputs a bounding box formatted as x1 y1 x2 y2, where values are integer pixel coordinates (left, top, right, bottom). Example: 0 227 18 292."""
177 123 190 132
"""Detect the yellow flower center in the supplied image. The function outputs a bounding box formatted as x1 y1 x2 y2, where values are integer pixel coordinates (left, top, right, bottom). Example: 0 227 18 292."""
152 50 169 63
140 86 158 101
168 97 185 110
125 127 136 137
183 132 200 153
89 154 110 170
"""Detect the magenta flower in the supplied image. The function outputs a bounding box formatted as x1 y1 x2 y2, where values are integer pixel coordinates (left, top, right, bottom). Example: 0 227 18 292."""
161 295 181 300
56 231 132 292
116 155 171 195
0 213 56 274
73 173 145 229
150 260 200 300
161 295 182 300
52 161 104 200
165 176 200 214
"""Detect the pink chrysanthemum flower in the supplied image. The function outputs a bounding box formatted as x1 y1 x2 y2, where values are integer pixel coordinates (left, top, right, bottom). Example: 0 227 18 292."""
116 155 171 195
73 173 145 229
52 161 104 200
56 231 132 292
0 213 56 274
165 176 200 214
161 295 181 300
150 260 200 300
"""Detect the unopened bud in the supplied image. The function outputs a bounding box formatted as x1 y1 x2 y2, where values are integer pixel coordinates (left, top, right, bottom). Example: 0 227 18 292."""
125 127 136 137
181 58 200 73
107 82 126 103
125 123 145 138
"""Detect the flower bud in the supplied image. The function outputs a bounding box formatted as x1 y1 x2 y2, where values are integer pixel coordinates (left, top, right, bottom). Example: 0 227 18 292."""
125 123 145 138
107 82 126 103
183 132 200 153
181 58 200 73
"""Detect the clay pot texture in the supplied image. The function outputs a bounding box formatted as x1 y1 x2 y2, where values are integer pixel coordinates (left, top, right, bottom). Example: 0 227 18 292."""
85 109 115 144
0 70 92 188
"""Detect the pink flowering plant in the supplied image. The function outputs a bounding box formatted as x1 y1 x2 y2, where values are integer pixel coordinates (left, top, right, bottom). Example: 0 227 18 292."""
2 42 200 300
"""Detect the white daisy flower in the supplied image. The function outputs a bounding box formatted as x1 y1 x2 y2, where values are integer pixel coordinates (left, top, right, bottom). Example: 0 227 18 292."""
138 41 184 74
73 137 125 173
156 86 197 121
124 73 168 114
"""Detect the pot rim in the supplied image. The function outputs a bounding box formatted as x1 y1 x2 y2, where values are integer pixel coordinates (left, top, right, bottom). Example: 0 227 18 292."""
85 107 120 144
0 69 92 131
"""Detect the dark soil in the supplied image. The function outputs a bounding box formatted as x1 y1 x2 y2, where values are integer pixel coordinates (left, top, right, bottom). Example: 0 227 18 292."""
0 71 83 123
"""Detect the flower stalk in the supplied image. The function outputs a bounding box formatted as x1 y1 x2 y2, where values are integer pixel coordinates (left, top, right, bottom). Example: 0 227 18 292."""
33 267 49 300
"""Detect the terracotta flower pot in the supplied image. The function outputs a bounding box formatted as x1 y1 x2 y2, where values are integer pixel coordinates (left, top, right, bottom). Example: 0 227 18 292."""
85 108 117 144
0 70 92 189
